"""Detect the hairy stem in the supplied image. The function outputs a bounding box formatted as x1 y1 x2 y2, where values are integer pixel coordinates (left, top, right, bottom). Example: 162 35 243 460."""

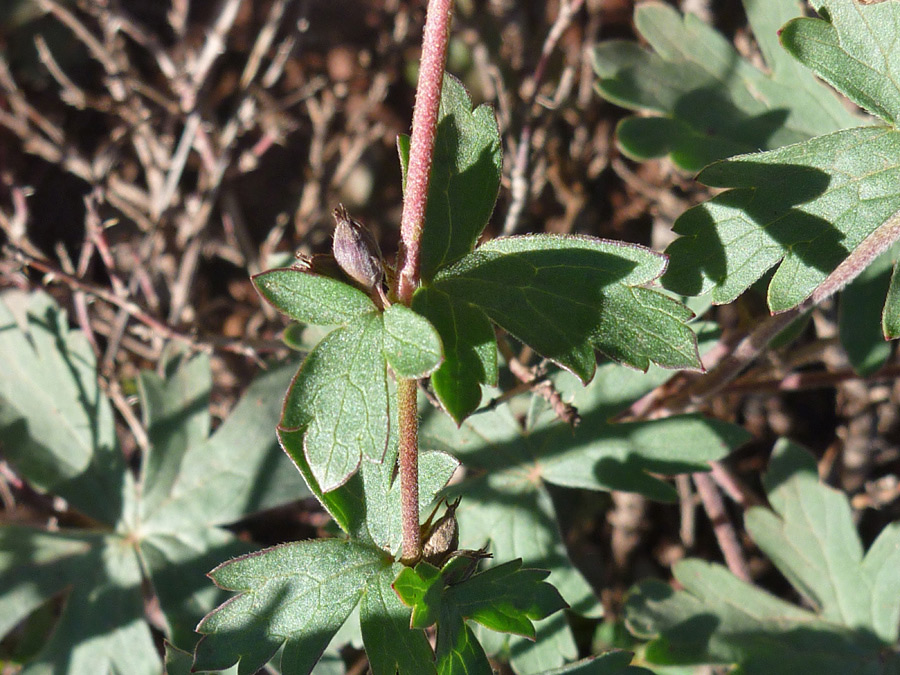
398 378 420 563
395 0 453 564
395 0 452 304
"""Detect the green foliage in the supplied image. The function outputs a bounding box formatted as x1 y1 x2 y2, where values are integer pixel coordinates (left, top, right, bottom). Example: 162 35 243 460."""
194 539 389 674
596 0 900 369
394 558 567 673
397 74 503 283
0 291 308 674
627 439 900 674
420 349 749 672
430 235 701 383
382 304 444 378
662 126 900 311
839 245 898 374
401 74 701 423
780 0 900 127
592 0 860 171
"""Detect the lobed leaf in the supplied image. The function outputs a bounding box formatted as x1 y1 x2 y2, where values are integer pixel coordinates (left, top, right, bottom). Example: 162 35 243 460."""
253 268 376 325
593 0 860 171
0 527 160 675
394 558 566 673
432 234 701 384
747 439 900 643
663 126 900 312
626 439 900 674
0 295 313 673
541 652 655 674
142 358 308 531
398 73 502 282
137 351 211 517
195 539 388 675
280 313 389 492
780 0 900 126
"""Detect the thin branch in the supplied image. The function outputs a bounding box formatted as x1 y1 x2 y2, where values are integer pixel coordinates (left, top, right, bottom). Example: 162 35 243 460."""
502 0 585 236
693 471 751 582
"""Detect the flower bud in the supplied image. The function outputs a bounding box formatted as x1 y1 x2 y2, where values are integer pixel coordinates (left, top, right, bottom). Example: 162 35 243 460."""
421 497 461 567
331 205 385 293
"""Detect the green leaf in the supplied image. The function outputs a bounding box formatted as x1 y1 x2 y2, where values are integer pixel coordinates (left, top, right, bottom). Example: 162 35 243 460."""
137 351 211 517
253 268 376 325
748 440 900 643
626 439 900 674
0 291 129 525
0 527 160 674
0 294 312 673
278 429 458 552
780 0 900 126
394 559 566 673
592 0 860 171
448 560 568 639
884 259 900 338
838 246 897 375
436 612 493 675
142 358 309 531
382 304 444 378
165 642 238 675
280 313 389 492
398 73 502 282
361 565 436 675
663 126 900 312
412 287 498 423
420 358 748 670
432 234 701 383
195 539 388 675
139 527 251 648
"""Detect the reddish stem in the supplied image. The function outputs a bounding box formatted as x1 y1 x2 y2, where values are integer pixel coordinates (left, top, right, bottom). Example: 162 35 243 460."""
395 0 453 564
397 378 420 564
395 0 452 304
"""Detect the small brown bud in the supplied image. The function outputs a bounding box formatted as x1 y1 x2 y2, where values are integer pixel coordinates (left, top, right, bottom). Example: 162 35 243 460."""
421 497 461 567
331 205 385 294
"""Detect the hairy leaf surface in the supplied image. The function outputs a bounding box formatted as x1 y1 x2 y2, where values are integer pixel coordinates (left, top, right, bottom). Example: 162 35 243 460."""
0 293 309 674
420 355 748 671
281 313 389 491
433 235 701 383
781 0 900 126
663 127 900 311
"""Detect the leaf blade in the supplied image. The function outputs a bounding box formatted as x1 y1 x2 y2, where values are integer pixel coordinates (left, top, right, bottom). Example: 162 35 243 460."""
433 234 701 381
195 539 387 675
253 268 376 325
383 304 444 379
281 313 389 492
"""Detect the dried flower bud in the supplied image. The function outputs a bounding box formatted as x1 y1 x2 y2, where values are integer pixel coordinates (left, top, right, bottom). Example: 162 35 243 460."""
332 205 385 294
421 497 461 567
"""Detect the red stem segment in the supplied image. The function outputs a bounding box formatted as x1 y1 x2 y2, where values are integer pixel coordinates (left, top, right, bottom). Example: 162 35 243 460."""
396 0 453 564
398 378 420 563
395 0 452 304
